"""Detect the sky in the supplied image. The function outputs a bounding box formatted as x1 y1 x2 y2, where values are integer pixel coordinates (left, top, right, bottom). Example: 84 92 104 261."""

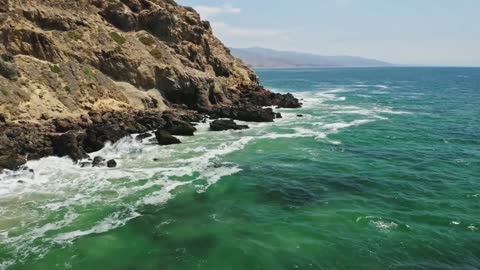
176 0 480 66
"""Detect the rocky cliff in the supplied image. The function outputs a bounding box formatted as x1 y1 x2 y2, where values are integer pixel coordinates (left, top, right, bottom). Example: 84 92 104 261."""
0 0 300 170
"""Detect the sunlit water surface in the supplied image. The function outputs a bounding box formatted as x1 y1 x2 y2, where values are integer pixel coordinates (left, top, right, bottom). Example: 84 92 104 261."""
1 67 479 270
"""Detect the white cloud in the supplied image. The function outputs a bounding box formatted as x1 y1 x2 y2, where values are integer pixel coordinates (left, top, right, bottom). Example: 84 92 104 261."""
191 3 287 46
193 4 241 19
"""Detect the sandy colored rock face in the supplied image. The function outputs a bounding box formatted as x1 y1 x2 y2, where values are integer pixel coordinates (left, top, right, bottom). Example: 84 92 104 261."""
0 0 260 122
0 0 301 170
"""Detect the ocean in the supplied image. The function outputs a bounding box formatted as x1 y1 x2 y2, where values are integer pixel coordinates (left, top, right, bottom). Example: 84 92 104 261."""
0 67 479 269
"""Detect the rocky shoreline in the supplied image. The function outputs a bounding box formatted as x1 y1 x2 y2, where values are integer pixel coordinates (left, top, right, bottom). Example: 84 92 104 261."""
0 0 302 171
0 92 301 171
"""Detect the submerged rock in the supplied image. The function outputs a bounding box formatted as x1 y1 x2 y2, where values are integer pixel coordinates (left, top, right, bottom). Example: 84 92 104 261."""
107 159 117 168
92 156 106 167
155 130 181 145
79 162 92 168
210 119 249 131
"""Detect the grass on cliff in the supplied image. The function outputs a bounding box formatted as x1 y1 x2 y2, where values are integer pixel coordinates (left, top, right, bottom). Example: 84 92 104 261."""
139 35 156 46
150 48 162 60
110 32 126 45
82 68 96 79
67 31 83 41
50 65 61 74
0 88 9 96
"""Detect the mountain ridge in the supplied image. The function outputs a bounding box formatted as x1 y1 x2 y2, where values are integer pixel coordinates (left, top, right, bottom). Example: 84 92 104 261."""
231 47 393 68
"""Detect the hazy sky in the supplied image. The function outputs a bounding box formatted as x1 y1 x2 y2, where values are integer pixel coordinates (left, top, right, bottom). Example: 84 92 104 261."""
176 0 480 66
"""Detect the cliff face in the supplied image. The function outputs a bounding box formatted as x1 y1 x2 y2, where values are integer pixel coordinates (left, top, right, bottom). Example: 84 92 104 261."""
0 0 300 170
0 0 264 121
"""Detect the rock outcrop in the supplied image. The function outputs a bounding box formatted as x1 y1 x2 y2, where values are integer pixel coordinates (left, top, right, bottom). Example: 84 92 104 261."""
155 129 181 145
210 119 249 131
0 0 301 170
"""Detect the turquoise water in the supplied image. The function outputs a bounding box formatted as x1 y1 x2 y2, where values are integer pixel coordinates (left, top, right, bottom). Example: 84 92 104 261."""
1 67 479 269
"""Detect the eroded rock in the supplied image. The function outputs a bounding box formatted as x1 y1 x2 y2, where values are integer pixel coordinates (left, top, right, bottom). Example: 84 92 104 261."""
92 156 106 167
162 113 196 136
210 119 249 131
155 130 181 145
210 105 276 122
0 154 26 171
107 159 117 168
51 131 89 161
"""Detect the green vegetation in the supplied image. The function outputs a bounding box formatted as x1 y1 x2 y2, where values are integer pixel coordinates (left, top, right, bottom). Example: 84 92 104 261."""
150 48 163 60
50 65 61 74
67 31 83 41
0 88 9 96
110 32 126 45
82 68 96 79
139 35 156 46
64 86 72 93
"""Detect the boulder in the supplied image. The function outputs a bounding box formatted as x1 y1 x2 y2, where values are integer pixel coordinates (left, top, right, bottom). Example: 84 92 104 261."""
99 3 138 31
92 156 106 167
162 114 196 136
239 85 302 108
210 119 249 131
271 93 302 108
155 130 181 145
51 131 89 161
210 105 275 122
135 112 165 130
83 124 130 153
0 58 18 80
0 153 26 171
107 159 117 168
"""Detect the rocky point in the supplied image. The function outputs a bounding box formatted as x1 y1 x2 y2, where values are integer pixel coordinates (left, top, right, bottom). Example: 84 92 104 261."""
0 0 301 171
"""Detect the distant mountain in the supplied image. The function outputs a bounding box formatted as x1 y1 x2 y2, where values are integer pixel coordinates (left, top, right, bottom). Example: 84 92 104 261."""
231 47 393 68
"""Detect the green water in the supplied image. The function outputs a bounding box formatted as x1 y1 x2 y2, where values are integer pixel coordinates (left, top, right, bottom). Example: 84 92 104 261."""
1 68 479 269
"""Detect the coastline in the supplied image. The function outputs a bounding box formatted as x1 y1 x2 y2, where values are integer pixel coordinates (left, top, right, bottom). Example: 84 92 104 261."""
0 0 302 172
0 91 301 172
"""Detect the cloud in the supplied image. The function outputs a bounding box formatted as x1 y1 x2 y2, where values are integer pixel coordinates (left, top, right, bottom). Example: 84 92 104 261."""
190 3 286 45
193 4 241 19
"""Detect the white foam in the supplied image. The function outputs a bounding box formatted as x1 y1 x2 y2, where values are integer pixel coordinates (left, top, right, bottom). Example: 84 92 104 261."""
323 119 375 132
467 225 478 232
370 220 398 232
0 261 14 270
0 128 258 266
142 180 191 205
352 84 389 89
0 83 415 267
54 209 141 243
